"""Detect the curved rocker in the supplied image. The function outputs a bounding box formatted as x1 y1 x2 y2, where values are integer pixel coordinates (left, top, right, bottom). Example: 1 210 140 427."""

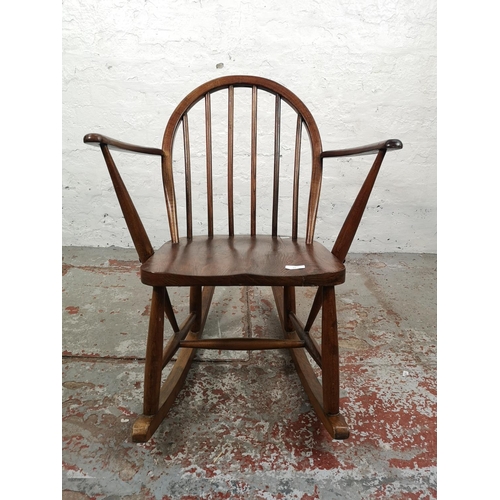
83 75 402 443
132 286 214 443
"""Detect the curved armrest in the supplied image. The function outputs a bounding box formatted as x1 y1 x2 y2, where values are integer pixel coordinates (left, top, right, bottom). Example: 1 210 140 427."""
83 133 164 156
321 139 403 158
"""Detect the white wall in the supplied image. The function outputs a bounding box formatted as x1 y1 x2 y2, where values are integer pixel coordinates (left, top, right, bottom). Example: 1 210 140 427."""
63 0 436 253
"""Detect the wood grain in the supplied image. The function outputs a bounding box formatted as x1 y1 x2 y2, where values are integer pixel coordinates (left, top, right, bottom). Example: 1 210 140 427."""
140 235 345 287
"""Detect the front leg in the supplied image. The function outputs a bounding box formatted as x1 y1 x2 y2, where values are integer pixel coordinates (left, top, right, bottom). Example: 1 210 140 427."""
321 286 339 416
143 286 165 415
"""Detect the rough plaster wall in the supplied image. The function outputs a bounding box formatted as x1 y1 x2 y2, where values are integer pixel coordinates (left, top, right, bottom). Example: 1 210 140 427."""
63 0 436 253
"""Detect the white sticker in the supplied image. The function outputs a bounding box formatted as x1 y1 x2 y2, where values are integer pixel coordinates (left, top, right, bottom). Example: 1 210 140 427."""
285 265 305 270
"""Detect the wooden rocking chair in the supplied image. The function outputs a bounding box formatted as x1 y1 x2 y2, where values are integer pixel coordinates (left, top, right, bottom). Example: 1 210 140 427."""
83 75 402 442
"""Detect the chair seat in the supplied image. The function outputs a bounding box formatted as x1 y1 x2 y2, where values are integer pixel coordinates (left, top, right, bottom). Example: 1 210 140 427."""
140 235 345 287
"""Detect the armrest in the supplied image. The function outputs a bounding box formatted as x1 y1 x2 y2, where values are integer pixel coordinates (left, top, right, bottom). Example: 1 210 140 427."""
321 139 403 158
83 133 164 156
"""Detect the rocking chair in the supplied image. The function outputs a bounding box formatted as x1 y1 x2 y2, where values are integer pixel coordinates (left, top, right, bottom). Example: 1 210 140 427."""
83 75 402 442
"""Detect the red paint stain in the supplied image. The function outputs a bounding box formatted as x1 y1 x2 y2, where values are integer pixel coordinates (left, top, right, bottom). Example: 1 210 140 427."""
420 378 437 397
202 465 219 478
389 450 436 470
373 487 436 499
62 461 79 471
386 309 402 326
301 486 320 500
343 384 436 468
63 434 90 451
108 259 140 272
344 320 358 330
178 496 235 500
295 450 348 471
230 448 265 473
65 306 80 315
270 413 356 471
117 406 135 417
62 351 102 358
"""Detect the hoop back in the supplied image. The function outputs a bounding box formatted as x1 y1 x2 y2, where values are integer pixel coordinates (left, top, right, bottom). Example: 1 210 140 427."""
161 76 323 244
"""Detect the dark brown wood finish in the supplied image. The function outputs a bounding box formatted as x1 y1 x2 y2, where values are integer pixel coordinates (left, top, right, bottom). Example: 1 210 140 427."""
271 285 349 438
251 85 258 236
179 338 305 350
133 286 215 442
321 286 340 415
163 288 180 333
84 133 164 156
288 311 322 367
84 75 403 444
140 236 345 287
272 95 281 237
227 85 235 236
321 139 402 158
332 149 386 262
143 286 165 415
189 285 202 332
205 94 214 238
98 144 155 263
161 76 324 242
292 115 302 240
182 115 193 240
283 285 296 333
161 312 196 368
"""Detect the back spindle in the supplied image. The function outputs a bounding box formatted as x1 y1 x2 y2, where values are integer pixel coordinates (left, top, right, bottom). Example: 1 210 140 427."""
182 115 193 240
251 85 258 236
205 93 214 238
272 95 281 237
228 86 235 237
292 115 302 240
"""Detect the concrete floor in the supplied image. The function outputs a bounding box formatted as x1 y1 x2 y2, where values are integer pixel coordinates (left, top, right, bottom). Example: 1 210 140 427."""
62 246 436 500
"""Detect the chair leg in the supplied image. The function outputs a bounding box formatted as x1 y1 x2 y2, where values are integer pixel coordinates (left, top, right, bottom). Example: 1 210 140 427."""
283 286 296 332
321 286 339 415
320 286 349 438
143 286 165 415
132 285 216 442
272 285 349 440
190 285 202 332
